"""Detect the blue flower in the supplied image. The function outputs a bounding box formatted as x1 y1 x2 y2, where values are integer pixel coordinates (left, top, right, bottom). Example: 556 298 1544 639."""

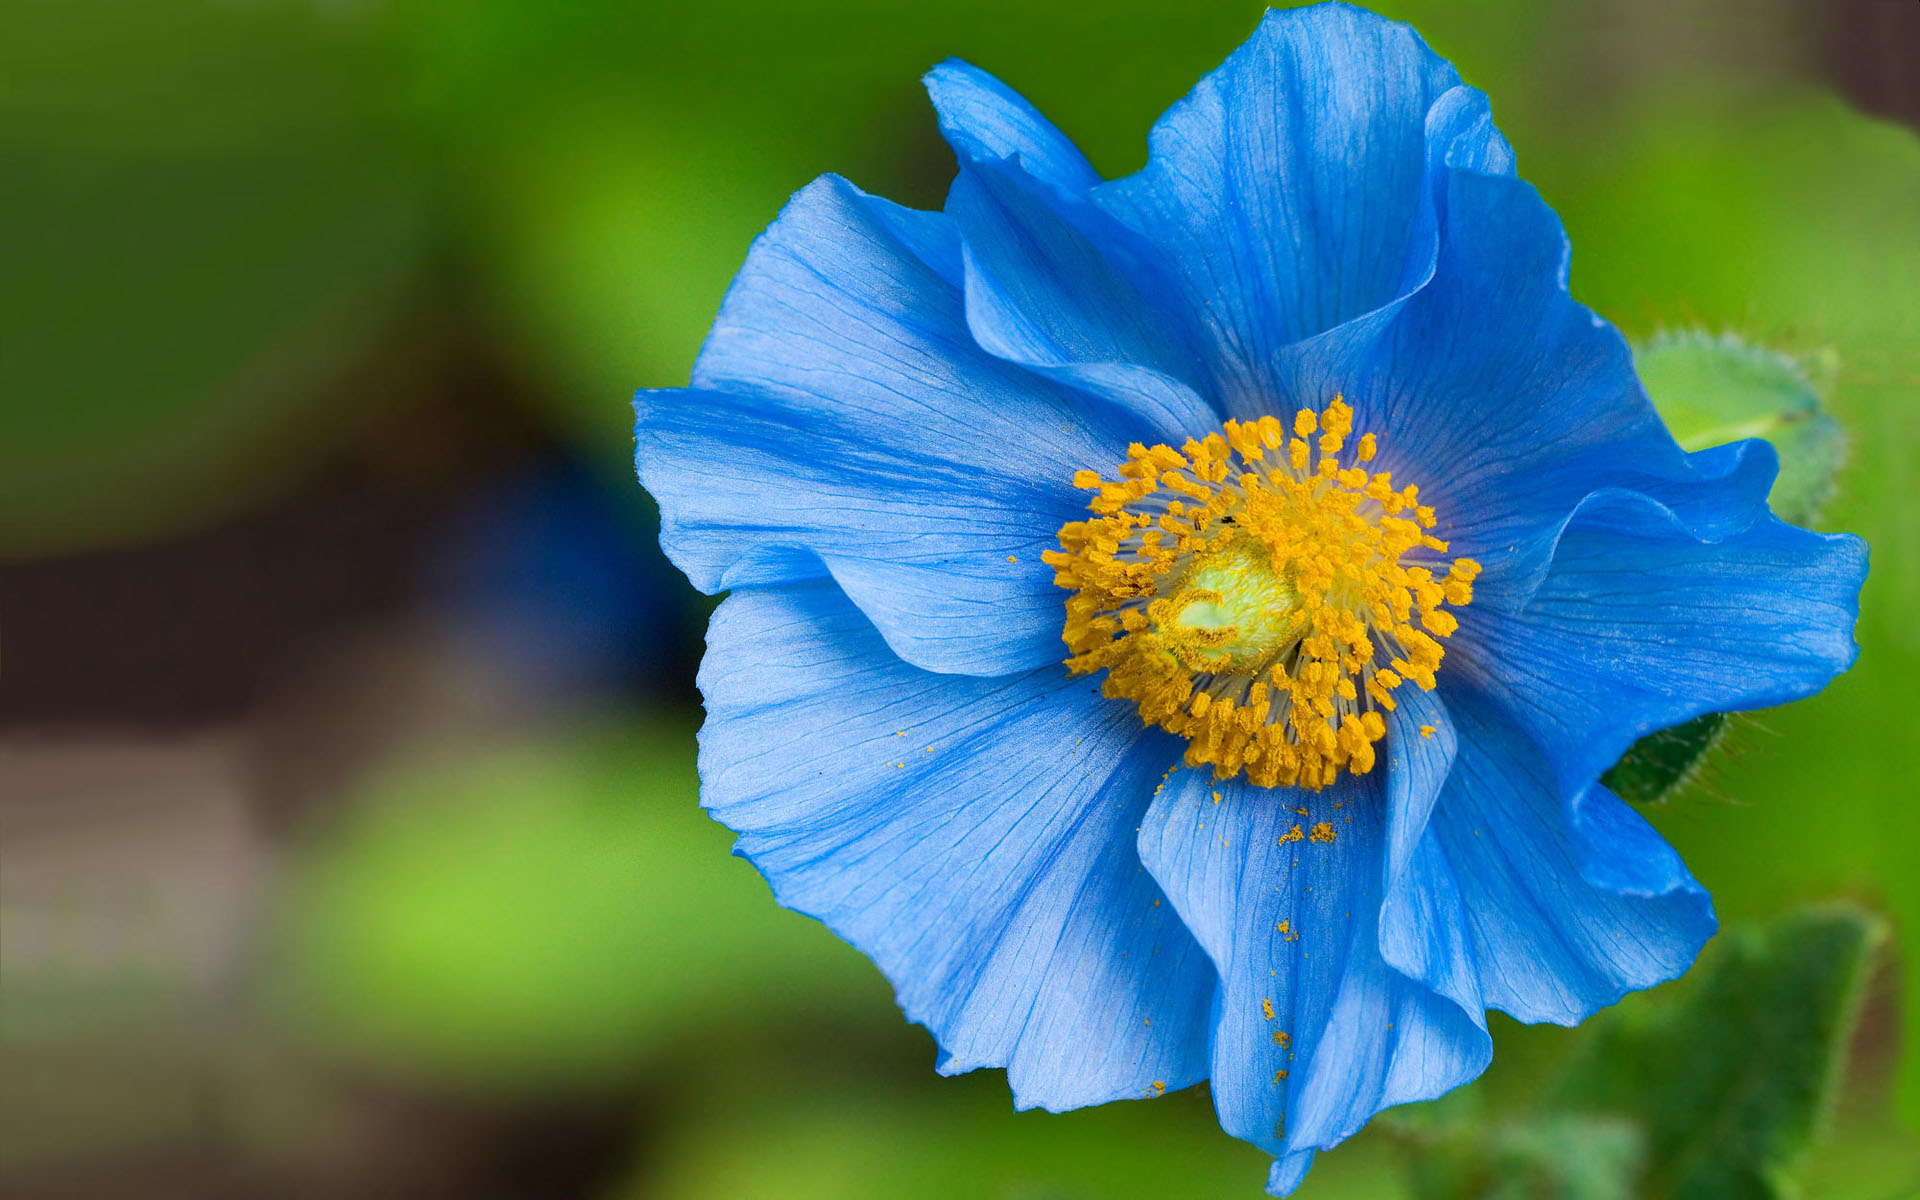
633 4 1866 1194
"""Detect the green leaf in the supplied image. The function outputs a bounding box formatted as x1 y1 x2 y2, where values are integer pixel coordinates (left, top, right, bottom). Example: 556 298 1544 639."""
1550 905 1885 1200
1599 712 1729 807
1635 330 1847 527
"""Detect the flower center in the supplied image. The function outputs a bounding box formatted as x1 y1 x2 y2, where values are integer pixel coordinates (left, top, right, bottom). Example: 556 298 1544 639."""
1043 397 1479 790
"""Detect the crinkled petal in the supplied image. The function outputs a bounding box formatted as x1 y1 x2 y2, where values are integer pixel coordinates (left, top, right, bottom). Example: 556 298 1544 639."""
947 156 1222 439
686 173 1146 487
1095 4 1463 412
1376 689 1483 1024
1381 685 1458 891
1259 88 1815 630
1420 83 1515 183
1254 77 1515 426
1450 487 1866 800
1273 160 1780 613
1137 764 1488 1190
924 58 1101 194
640 174 1166 675
1266 1151 1318 1197
1288 883 1489 1170
1293 692 1486 1175
637 386 1075 676
699 582 1215 1109
1376 823 1483 1053
1428 691 1717 1025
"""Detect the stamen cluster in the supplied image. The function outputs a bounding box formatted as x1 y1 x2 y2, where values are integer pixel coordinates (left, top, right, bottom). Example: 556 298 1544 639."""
1043 398 1479 789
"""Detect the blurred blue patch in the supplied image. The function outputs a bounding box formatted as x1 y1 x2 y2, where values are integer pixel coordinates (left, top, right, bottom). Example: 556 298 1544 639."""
428 460 685 697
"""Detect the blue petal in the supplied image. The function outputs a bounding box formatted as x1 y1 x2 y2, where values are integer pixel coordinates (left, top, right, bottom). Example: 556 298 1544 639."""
1095 4 1464 412
924 59 1102 194
1376 690 1484 1025
1375 825 1483 1052
1266 1150 1319 1197
638 387 1076 676
1286 694 1486 1166
1288 880 1488 1163
687 174 1147 479
1136 765 1489 1188
639 174 1164 675
1381 685 1457 892
1450 487 1867 801
699 582 1215 1109
1429 691 1717 1025
947 157 1222 439
1421 83 1515 181
1274 159 1786 614
1250 80 1511 431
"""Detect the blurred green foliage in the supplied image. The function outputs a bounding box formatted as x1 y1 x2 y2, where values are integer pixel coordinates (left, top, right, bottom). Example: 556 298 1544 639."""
269 717 883 1090
1553 907 1883 1200
1394 908 1884 1200
1397 1113 1645 1200
0 0 435 554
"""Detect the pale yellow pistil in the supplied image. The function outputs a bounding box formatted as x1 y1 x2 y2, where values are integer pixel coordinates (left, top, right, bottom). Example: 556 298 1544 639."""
1042 397 1480 790
1159 540 1305 672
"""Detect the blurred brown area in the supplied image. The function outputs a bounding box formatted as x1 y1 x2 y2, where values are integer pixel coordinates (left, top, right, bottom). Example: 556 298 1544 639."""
1818 0 1920 129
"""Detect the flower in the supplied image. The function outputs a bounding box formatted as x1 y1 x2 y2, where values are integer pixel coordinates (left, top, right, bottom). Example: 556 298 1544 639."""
633 3 1866 1194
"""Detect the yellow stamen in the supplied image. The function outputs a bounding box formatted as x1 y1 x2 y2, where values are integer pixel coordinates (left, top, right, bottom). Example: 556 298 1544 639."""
1043 396 1477 790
